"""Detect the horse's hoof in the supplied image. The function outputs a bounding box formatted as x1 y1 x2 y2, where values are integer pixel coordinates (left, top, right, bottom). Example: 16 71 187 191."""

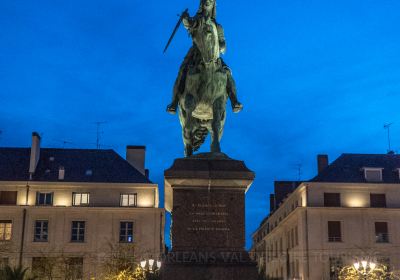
232 102 243 113
211 143 221 153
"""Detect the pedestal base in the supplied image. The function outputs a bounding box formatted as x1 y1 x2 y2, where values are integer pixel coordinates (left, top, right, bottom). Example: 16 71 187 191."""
162 153 258 280
162 258 257 280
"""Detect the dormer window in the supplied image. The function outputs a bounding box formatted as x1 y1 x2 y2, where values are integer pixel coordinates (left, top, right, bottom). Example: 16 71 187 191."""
58 166 65 180
363 168 383 182
395 168 400 180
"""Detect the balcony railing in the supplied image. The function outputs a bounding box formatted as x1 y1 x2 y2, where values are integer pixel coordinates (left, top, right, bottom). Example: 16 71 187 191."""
328 236 342 242
376 233 390 243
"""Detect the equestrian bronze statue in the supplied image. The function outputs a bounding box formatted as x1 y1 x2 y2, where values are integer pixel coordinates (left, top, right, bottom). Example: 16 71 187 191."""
166 0 242 157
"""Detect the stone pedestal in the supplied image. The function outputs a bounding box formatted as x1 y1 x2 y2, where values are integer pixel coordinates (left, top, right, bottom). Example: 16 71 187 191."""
162 153 258 280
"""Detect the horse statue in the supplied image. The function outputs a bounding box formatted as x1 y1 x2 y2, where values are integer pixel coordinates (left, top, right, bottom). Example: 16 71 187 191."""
166 0 242 157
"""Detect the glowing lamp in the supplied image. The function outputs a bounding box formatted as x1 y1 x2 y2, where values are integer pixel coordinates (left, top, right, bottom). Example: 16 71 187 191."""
369 262 376 270
140 260 146 268
361 261 368 269
149 259 154 267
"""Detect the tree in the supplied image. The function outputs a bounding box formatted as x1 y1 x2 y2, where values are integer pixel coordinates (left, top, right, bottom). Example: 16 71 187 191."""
339 264 400 280
0 265 37 280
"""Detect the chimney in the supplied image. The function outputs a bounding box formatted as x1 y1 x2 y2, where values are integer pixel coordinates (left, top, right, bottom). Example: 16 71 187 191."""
126 146 146 175
269 194 276 213
29 132 41 178
317 154 329 174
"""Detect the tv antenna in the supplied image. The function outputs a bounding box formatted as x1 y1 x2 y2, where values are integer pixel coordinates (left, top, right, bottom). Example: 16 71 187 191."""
94 121 107 149
291 163 302 181
384 123 394 153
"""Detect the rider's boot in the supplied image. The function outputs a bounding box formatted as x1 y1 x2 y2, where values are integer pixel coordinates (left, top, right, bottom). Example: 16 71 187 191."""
166 100 178 115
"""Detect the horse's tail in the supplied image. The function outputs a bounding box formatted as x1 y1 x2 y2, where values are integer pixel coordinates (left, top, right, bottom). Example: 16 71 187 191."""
192 126 208 152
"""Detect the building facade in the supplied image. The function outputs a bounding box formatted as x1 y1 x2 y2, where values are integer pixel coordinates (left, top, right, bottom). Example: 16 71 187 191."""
0 133 164 279
251 154 400 279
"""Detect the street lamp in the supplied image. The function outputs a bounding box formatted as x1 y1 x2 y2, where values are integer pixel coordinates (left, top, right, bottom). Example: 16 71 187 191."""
339 260 395 280
353 260 376 276
140 258 162 273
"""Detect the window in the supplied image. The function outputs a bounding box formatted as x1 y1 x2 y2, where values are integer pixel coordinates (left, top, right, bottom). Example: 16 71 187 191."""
330 257 343 280
286 231 291 249
71 221 85 242
370 194 386 208
324 193 341 207
119 222 134 243
364 168 383 182
72 193 90 206
295 259 300 278
0 258 9 269
0 191 17 205
0 220 12 241
65 258 83 280
32 257 55 279
34 220 48 242
120 194 137 207
375 222 389 243
328 221 342 242
36 192 53 206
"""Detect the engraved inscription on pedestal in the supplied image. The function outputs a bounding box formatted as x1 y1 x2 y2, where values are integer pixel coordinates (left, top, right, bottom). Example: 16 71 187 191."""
188 202 229 232
172 189 244 251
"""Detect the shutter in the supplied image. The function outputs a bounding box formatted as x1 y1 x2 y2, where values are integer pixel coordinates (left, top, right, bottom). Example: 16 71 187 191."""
0 191 17 205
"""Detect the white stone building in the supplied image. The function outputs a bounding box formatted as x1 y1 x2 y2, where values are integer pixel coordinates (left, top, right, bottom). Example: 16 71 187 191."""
251 154 400 279
0 133 164 279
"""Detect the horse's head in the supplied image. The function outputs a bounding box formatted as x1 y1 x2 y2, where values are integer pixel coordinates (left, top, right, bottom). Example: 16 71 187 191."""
192 17 220 64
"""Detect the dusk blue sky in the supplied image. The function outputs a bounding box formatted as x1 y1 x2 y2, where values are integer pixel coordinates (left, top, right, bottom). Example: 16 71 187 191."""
1 0 400 248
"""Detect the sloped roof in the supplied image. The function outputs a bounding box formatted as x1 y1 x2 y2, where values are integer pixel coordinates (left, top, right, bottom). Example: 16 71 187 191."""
0 148 151 184
311 153 400 183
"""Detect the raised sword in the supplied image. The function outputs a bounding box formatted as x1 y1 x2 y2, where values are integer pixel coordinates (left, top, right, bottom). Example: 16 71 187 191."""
163 8 189 53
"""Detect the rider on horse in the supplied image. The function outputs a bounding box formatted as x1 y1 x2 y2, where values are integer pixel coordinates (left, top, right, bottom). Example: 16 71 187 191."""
166 0 243 115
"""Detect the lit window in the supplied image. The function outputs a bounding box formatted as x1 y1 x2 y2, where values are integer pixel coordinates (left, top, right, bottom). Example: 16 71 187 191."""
71 221 85 242
34 220 48 242
0 220 12 241
363 168 383 182
120 194 137 207
119 222 134 243
72 193 90 206
36 192 53 206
